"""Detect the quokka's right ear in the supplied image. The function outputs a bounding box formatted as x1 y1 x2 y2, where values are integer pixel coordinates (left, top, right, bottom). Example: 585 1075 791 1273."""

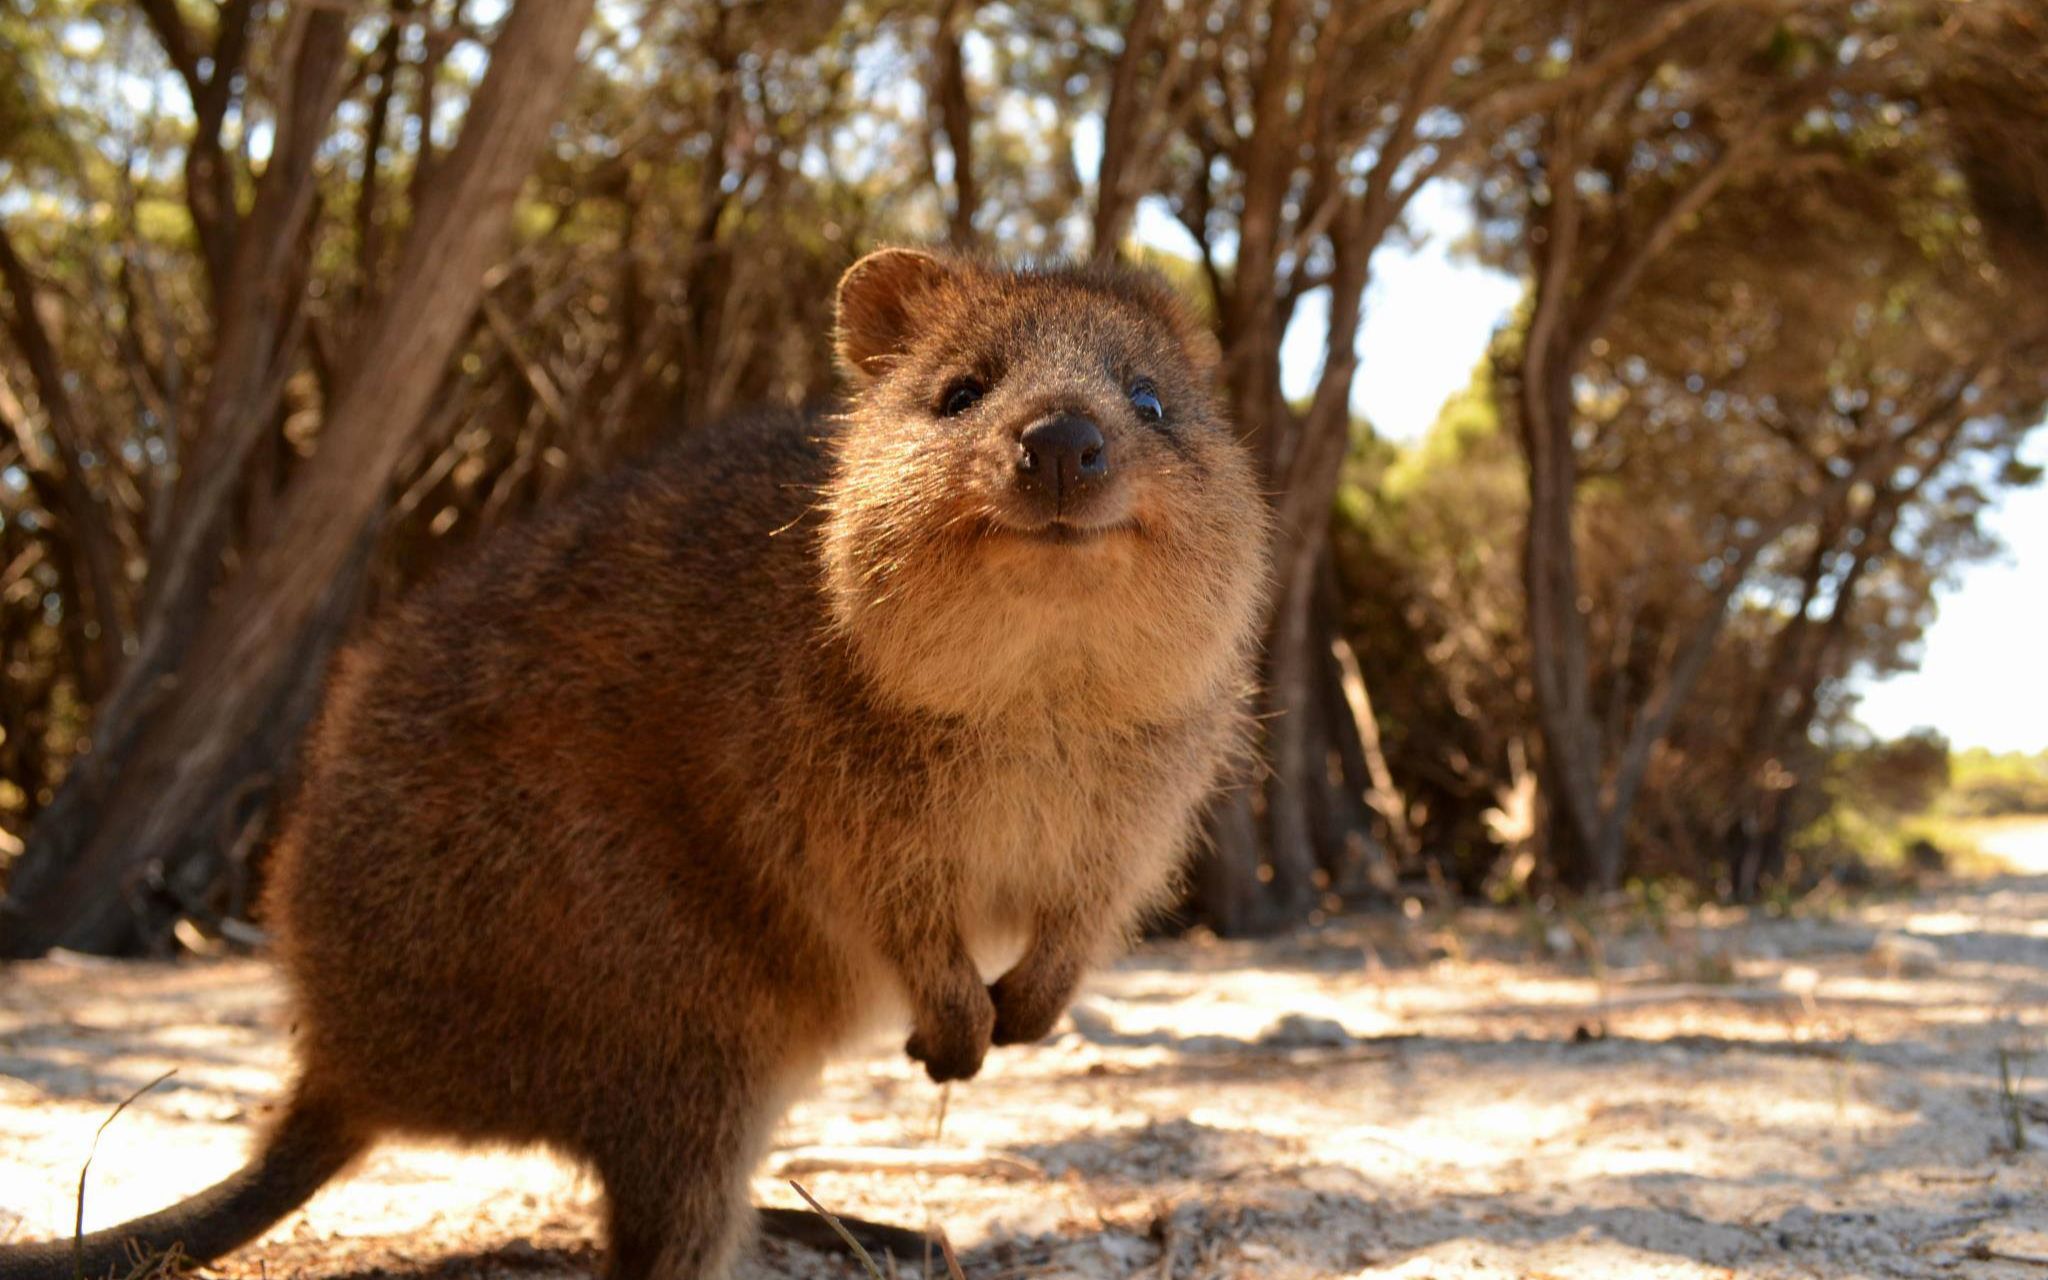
835 247 957 382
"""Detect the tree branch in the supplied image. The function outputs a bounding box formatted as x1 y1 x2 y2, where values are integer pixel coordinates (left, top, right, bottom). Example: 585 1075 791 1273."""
0 219 130 674
1478 0 1745 126
1090 0 1166 259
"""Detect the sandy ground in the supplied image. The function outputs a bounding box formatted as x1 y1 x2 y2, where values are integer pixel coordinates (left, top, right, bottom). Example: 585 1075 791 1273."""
5 828 2048 1280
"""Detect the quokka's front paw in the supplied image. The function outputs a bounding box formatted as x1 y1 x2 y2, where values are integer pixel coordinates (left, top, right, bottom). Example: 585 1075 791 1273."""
989 971 1070 1046
905 986 995 1083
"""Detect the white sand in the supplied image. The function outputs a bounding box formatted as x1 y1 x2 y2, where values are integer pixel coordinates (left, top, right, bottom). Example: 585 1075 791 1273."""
5 850 2047 1279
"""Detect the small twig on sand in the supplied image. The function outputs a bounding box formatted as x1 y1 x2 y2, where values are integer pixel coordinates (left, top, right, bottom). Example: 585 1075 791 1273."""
117 1240 186 1280
789 1180 886 1280
75 1070 178 1280
937 1228 967 1280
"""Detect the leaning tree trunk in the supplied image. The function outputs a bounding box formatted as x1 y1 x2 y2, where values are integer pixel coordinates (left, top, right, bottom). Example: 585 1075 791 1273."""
1 0 600 957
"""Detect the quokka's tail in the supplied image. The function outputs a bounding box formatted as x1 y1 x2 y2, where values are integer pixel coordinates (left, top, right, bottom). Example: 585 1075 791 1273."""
0 1087 930 1278
0 1094 364 1280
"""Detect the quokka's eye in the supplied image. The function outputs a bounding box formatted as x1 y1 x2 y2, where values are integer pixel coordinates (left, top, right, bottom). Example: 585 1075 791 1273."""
1129 379 1165 423
938 378 985 417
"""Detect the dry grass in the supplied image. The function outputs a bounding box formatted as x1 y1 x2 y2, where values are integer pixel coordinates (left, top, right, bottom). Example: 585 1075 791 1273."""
67 1069 178 1280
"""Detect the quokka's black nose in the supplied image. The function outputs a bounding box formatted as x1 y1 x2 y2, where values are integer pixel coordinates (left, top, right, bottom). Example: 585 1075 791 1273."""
1016 414 1109 509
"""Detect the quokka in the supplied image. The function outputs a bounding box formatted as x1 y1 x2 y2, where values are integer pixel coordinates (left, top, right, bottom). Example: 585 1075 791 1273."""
1 248 1269 1280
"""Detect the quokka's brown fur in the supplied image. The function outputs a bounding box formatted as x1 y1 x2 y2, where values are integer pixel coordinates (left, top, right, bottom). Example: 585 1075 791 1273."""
1 250 1269 1280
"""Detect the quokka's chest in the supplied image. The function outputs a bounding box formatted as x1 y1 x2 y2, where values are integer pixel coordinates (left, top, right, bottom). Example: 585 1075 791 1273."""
796 700 1229 885
934 726 1219 884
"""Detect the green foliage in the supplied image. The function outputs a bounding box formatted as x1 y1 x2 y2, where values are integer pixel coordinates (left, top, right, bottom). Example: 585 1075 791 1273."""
1786 734 2048 883
1330 358 1533 893
1942 750 2048 819
1835 730 1954 819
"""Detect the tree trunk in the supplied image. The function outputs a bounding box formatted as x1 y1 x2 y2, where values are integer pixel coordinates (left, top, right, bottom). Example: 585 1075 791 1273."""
1513 338 1609 890
1089 0 1165 260
1309 578 1390 901
1257 554 1326 922
931 0 979 247
2 0 600 957
1189 787 1266 937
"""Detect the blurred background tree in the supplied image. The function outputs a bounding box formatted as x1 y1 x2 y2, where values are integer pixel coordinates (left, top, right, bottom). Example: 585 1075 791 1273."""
1 0 2043 954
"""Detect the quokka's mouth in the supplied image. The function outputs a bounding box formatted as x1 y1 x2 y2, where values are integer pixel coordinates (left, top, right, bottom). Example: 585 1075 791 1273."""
998 517 1140 545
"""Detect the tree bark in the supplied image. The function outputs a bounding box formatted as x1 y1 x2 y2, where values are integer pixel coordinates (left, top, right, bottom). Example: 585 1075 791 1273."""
1189 787 1267 937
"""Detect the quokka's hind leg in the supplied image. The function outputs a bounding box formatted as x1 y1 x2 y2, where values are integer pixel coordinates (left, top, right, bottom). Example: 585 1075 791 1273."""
584 1077 776 1280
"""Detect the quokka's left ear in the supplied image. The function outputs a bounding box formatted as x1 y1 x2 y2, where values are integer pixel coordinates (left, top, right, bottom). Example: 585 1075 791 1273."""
834 247 959 382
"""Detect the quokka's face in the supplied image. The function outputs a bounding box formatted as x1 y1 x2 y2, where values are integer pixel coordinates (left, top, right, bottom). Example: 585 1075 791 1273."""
823 249 1268 724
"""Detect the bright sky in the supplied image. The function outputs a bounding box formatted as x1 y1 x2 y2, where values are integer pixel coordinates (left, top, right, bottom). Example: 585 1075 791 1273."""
1853 434 2048 753
1135 182 2046 755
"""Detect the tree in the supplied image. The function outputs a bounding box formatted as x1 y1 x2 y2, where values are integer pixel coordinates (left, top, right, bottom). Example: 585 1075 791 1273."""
1470 0 2013 890
1328 0 2048 899
7 0 2048 948
1076 0 1503 930
3 0 601 955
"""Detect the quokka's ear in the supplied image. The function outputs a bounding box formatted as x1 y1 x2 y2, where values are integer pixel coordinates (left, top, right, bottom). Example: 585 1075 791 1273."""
1174 311 1223 379
1124 269 1222 378
835 247 956 382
